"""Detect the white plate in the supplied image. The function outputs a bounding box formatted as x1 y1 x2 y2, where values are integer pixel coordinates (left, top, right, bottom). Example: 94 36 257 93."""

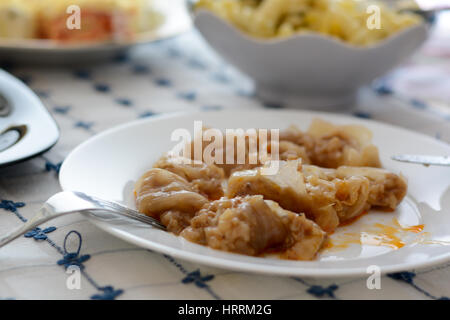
0 69 59 167
60 110 450 278
0 0 191 64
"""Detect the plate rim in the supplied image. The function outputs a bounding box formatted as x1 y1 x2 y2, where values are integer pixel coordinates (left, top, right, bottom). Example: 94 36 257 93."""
0 28 189 52
60 110 450 278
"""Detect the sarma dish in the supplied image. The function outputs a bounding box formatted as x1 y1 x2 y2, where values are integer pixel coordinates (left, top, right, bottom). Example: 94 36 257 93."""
135 119 407 260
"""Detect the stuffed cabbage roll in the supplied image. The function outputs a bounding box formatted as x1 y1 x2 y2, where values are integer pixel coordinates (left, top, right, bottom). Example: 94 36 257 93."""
181 195 326 260
153 155 225 200
279 119 382 168
135 168 208 220
227 160 406 233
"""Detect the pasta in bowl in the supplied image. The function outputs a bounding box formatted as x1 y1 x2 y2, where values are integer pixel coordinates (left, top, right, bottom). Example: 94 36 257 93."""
192 0 428 108
194 0 423 46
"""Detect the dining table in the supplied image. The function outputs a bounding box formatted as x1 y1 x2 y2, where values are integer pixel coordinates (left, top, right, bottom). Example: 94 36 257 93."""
0 13 449 300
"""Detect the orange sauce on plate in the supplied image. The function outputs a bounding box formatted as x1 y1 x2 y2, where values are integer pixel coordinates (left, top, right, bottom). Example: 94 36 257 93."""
322 218 425 252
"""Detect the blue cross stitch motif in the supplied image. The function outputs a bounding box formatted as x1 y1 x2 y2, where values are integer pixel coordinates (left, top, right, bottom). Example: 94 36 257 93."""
388 271 415 283
113 53 129 63
94 83 111 93
155 78 172 87
0 200 25 213
182 270 215 288
167 47 181 58
53 106 71 114
45 161 62 174
91 286 124 300
73 70 92 80
187 58 207 70
307 284 339 299
262 101 284 109
57 252 91 270
35 90 50 98
75 121 94 130
410 99 427 110
115 98 133 107
139 111 156 118
388 271 450 300
373 81 393 95
211 72 229 83
201 105 223 111
353 111 372 119
132 64 151 74
177 91 197 101
24 227 57 241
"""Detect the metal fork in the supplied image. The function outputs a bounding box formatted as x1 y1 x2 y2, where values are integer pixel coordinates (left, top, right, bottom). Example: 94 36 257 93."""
0 191 166 248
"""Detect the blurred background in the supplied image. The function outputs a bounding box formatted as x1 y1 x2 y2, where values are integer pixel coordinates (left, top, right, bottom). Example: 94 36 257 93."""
0 0 449 162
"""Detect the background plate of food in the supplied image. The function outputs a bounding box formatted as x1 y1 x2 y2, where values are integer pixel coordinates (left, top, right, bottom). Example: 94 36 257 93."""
0 0 191 63
59 110 450 278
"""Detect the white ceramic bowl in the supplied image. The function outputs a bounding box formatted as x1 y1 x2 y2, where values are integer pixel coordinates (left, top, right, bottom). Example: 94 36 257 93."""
193 10 428 109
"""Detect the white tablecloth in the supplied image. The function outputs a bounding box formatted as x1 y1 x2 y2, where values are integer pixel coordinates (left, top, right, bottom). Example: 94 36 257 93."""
1 18 449 300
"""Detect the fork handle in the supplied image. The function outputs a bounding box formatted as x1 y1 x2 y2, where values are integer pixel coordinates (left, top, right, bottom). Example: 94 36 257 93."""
0 204 69 248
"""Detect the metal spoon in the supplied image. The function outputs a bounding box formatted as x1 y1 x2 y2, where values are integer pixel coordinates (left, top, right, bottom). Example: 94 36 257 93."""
0 191 166 248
